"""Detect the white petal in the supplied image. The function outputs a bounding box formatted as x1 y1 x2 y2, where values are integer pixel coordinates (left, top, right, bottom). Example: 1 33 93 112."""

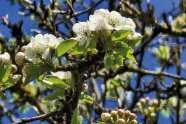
51 71 72 80
72 22 91 36
0 52 10 64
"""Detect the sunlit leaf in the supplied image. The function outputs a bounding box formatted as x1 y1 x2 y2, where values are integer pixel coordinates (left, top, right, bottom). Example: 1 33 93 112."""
112 30 132 41
80 93 93 104
55 39 78 57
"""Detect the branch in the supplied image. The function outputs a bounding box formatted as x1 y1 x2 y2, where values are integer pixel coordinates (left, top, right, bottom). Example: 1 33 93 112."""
55 0 105 25
115 66 186 81
13 109 62 124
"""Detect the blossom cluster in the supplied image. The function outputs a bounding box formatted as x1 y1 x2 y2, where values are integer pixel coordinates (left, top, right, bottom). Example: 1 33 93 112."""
24 34 63 63
101 109 138 124
72 9 141 46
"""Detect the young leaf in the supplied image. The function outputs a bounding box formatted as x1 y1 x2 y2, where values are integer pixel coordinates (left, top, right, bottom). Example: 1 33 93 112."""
71 107 83 124
2 62 12 83
0 64 5 82
104 54 114 70
45 76 67 88
126 37 143 48
40 76 68 91
80 93 93 104
22 64 47 85
55 39 78 57
111 30 132 41
42 91 64 102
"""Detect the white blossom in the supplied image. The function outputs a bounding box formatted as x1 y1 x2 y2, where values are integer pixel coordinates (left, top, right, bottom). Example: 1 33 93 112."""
0 52 10 64
44 34 64 49
72 22 92 46
25 34 63 62
51 71 72 80
88 9 112 31
88 9 136 31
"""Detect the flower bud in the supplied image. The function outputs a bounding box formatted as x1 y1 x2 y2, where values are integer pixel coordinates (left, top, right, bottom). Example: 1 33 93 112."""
123 110 131 120
11 64 17 73
82 83 88 92
101 30 111 37
129 113 137 120
140 98 146 106
117 118 125 124
117 109 125 118
145 97 150 102
131 120 138 124
152 99 158 106
21 45 27 53
110 110 118 120
0 52 10 64
101 113 111 122
143 109 148 116
15 52 25 65
148 107 155 113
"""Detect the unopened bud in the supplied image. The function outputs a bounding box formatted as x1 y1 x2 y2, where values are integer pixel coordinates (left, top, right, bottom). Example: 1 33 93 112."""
140 98 146 106
21 46 27 53
152 99 158 106
129 113 137 120
101 113 111 122
82 83 88 92
117 118 125 124
15 52 25 65
117 109 125 118
131 120 138 124
1 16 8 25
101 30 111 37
145 97 150 102
0 52 10 64
11 64 17 73
148 107 155 113
123 110 131 120
110 110 118 120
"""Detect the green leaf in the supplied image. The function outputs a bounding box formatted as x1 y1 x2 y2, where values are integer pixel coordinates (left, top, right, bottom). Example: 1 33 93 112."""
110 79 120 87
45 76 67 88
0 64 5 82
2 62 12 83
104 54 114 70
71 35 97 55
111 30 132 41
41 76 67 91
22 64 47 85
55 39 78 57
71 44 86 55
43 91 64 102
126 37 142 48
80 93 93 104
126 52 137 63
115 53 124 67
71 107 83 124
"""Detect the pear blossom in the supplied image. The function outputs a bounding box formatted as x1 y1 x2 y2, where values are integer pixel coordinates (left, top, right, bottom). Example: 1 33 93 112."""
51 71 72 80
0 52 10 64
72 22 92 46
25 34 63 62
44 34 64 49
88 9 136 31
88 9 112 31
